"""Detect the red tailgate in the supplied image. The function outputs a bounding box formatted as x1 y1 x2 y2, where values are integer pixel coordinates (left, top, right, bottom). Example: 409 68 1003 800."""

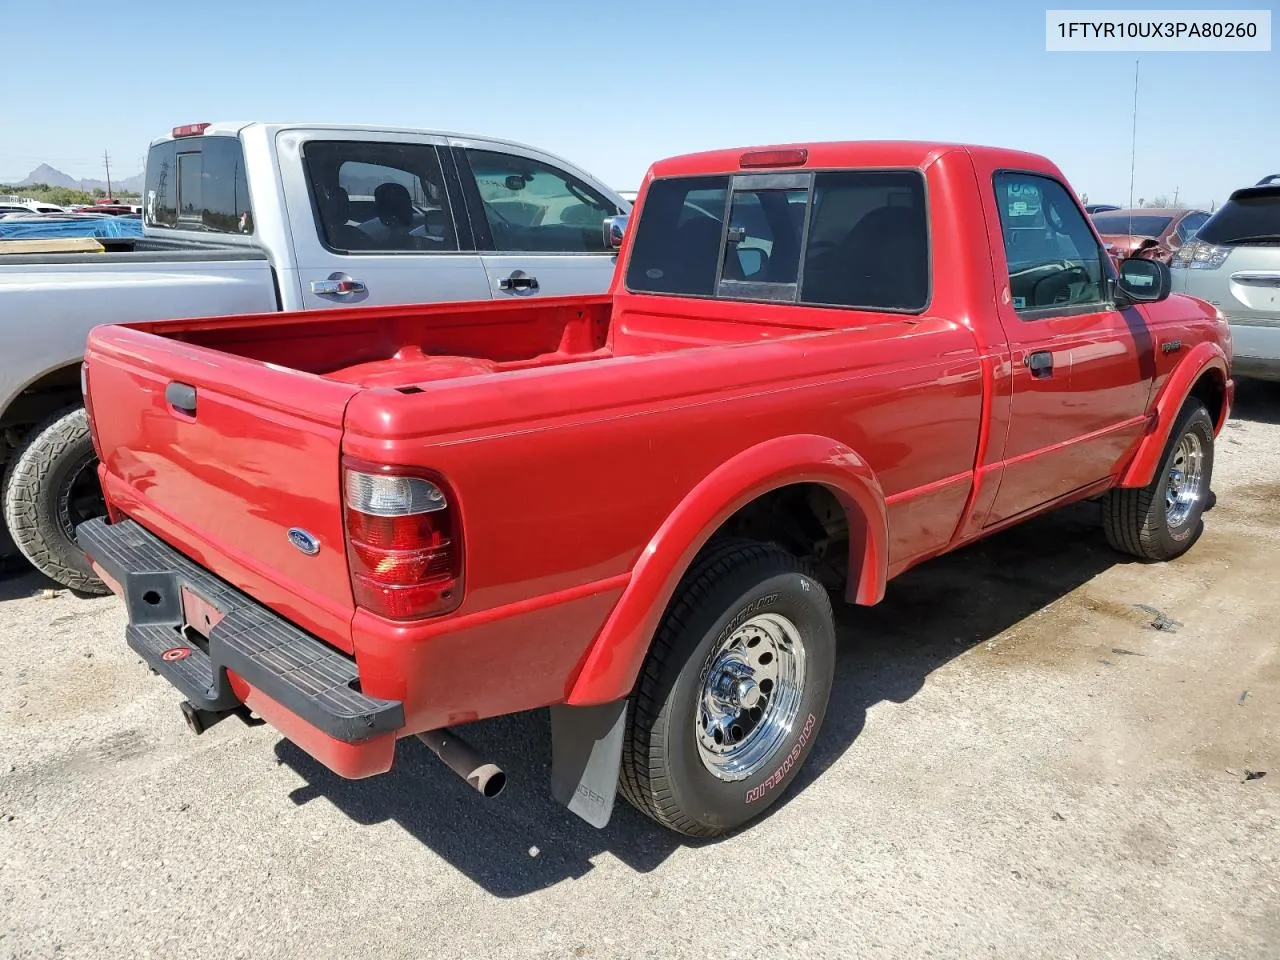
85 324 361 652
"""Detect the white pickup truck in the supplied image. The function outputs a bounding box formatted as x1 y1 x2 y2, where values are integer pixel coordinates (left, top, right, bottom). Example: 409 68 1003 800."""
0 121 629 590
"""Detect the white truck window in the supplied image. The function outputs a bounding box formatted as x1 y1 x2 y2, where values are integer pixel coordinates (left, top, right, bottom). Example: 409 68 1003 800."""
302 141 459 254
146 136 254 235
460 149 618 254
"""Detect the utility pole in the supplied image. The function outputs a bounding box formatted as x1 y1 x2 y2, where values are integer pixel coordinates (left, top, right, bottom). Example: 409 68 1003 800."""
103 150 113 199
1173 185 1180 205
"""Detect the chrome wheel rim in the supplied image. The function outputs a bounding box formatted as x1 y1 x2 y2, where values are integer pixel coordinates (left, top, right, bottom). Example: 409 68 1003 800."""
1165 432 1204 528
695 612 806 782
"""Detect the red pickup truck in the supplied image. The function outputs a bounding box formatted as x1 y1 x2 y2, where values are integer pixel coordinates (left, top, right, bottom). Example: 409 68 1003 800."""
79 141 1232 838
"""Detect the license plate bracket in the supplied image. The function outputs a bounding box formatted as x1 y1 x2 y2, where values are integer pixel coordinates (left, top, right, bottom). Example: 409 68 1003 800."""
181 585 225 639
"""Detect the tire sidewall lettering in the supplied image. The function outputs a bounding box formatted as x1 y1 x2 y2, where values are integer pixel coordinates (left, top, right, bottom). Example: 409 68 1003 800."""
744 711 817 804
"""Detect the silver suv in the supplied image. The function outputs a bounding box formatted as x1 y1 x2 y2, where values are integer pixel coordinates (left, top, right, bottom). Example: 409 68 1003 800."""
1172 182 1280 380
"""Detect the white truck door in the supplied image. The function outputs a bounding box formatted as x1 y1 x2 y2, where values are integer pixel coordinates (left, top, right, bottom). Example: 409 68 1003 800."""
276 129 492 309
447 140 623 300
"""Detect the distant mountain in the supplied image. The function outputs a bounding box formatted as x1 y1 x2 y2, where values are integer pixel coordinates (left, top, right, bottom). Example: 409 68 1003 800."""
12 163 144 194
19 163 79 188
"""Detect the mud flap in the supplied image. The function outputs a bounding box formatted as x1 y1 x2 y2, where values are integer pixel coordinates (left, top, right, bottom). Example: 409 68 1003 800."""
550 700 626 829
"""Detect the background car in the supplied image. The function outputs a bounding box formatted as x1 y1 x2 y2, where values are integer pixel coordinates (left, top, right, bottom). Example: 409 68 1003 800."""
0 201 66 217
1172 182 1280 380
1085 203 1121 213
1092 207 1211 264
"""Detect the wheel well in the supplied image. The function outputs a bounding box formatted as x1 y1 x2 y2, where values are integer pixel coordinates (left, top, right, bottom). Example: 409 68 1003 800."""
1 364 82 443
1188 368 1226 430
709 483 851 596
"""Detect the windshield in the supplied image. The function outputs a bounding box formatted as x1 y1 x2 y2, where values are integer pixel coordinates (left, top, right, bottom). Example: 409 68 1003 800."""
1091 214 1172 237
1197 190 1280 244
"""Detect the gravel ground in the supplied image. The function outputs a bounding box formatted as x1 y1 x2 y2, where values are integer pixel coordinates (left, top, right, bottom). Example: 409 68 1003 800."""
1 383 1277 960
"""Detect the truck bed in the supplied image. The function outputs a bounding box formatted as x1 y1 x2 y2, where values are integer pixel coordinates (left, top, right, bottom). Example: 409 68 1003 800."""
124 294 834 391
0 235 266 264
0 244 278 419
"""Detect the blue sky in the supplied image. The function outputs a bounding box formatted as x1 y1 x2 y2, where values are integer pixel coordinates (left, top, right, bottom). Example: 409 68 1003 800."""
4 0 1276 207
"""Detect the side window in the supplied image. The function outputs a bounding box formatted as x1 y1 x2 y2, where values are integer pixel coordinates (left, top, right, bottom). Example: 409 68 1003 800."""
461 149 619 253
301 140 458 254
718 184 808 301
994 173 1105 315
145 136 253 234
801 170 928 311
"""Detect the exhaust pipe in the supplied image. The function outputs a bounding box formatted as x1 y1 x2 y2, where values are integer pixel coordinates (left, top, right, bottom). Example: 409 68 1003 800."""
417 728 507 798
179 701 262 735
180 700 226 735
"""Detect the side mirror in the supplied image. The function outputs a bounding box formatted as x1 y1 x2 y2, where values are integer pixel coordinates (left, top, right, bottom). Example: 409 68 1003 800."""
602 214 628 250
1116 256 1171 304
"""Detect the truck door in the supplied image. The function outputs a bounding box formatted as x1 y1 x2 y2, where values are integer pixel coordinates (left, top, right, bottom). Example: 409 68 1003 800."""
979 170 1156 526
449 142 624 299
276 131 492 309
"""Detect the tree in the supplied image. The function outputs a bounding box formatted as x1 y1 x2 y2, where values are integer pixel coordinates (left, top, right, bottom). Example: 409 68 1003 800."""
1143 195 1172 208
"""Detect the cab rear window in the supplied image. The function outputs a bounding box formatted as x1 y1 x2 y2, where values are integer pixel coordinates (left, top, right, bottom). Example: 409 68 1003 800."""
145 135 254 235
625 177 730 296
625 170 928 312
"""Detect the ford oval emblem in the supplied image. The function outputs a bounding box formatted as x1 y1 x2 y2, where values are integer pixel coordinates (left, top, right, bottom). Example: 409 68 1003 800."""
287 528 320 556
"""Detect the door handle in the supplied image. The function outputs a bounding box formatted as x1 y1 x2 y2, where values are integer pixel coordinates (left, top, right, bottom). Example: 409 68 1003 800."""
311 273 367 297
1024 351 1054 378
165 381 197 416
499 272 539 292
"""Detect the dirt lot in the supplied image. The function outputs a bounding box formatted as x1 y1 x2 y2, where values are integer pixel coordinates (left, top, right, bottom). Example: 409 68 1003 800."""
1 384 1277 960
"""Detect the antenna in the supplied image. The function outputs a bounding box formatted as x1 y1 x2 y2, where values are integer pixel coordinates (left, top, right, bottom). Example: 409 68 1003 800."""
1128 59 1138 229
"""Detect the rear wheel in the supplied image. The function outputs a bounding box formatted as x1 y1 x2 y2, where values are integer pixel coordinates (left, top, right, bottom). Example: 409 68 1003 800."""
1102 400 1214 561
619 539 836 837
1 406 108 592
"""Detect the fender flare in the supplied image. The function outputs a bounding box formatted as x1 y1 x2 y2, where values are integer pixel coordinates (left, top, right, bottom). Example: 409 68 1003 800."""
1119 341 1229 489
0 357 84 427
566 434 888 707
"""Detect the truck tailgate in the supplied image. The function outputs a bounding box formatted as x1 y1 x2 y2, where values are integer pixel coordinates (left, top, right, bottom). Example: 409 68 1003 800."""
85 324 361 652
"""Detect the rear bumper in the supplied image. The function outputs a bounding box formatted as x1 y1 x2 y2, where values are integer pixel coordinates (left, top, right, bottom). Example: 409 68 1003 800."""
1229 319 1280 380
78 517 403 778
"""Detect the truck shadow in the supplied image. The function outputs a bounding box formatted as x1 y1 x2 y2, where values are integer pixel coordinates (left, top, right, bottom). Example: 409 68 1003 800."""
276 500 1122 897
1230 378 1280 425
0 568 64 602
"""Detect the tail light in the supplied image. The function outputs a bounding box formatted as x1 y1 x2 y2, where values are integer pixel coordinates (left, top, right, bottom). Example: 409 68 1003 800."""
342 461 462 620
1172 239 1232 270
739 148 808 169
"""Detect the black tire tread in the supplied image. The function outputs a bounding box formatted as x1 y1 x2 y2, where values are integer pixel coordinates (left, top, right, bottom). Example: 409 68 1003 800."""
1 405 107 593
618 538 827 836
1102 400 1212 561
